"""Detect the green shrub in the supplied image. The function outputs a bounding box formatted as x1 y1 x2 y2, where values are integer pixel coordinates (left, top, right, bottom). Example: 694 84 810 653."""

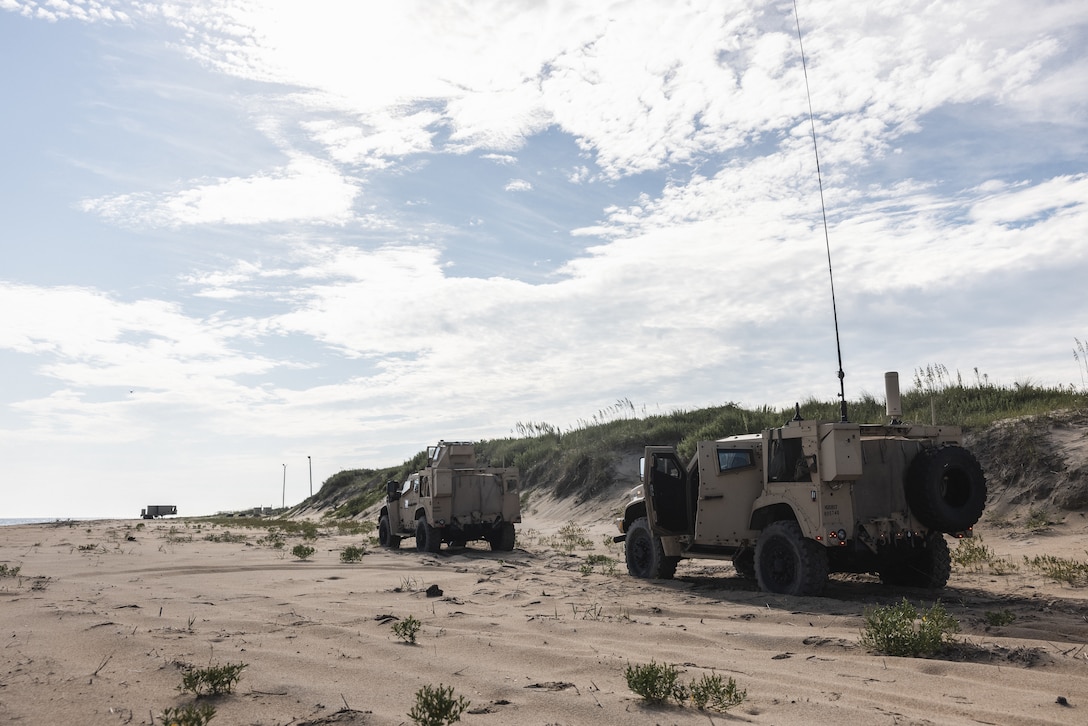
1023 553 1088 585
340 545 366 562
984 610 1016 626
408 684 469 726
159 702 216 725
625 660 688 705
0 564 21 577
552 521 593 552
951 537 993 570
689 673 746 712
859 599 959 657
393 615 422 644
180 662 247 696
291 544 315 560
203 531 247 543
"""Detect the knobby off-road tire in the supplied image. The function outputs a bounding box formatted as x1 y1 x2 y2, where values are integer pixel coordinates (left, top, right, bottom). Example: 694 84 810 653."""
879 532 951 589
378 515 401 550
754 520 829 596
489 521 516 551
415 517 441 553
905 445 987 533
625 517 679 580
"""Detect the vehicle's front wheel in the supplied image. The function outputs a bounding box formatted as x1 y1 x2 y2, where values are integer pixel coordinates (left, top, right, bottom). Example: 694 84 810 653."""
625 517 679 579
489 522 516 551
378 515 401 550
754 520 828 595
415 517 441 553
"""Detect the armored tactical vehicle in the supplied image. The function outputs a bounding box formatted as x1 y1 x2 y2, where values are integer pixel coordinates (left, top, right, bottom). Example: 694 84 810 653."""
378 441 520 552
616 373 986 595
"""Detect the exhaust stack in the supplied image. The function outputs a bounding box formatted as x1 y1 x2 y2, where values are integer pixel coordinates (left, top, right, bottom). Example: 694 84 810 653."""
885 371 902 423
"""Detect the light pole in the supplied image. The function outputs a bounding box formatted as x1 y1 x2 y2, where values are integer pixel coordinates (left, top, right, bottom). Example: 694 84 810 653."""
281 463 286 510
308 455 313 498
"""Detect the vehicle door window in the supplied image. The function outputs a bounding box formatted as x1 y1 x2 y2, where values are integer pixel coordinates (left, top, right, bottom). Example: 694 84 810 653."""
717 449 753 473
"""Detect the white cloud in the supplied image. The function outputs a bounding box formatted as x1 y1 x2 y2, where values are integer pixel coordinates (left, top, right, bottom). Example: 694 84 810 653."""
504 179 533 192
80 154 359 226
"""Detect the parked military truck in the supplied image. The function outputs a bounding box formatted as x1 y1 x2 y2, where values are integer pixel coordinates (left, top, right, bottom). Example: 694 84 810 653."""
141 505 177 519
616 373 986 595
378 441 520 553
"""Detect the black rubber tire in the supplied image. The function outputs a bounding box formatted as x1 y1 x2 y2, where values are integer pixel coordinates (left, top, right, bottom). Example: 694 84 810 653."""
880 532 951 589
754 520 828 596
732 547 756 579
905 446 987 533
489 522 516 551
378 515 401 550
625 517 678 579
415 517 441 553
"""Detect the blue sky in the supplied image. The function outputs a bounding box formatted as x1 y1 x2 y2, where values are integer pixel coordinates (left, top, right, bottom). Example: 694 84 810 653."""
2 0 1086 518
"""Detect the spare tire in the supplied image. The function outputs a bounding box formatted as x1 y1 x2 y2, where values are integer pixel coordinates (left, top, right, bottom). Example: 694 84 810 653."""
905 445 986 532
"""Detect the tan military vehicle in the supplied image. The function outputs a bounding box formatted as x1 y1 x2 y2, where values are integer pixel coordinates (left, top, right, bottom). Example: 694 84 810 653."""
616 373 986 595
378 441 520 553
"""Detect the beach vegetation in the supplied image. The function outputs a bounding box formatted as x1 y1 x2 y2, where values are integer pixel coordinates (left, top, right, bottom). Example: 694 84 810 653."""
984 609 1016 626
159 702 216 725
392 614 422 644
689 672 746 712
179 662 247 696
339 544 366 562
950 537 994 570
0 564 21 577
290 544 315 560
1023 553 1088 585
625 660 688 705
203 531 247 543
408 683 469 726
859 599 959 657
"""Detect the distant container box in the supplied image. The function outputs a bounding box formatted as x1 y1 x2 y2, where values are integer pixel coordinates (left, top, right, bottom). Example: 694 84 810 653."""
141 505 177 519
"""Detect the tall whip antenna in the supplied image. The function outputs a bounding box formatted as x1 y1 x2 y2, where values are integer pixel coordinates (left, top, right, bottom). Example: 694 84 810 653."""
792 0 848 422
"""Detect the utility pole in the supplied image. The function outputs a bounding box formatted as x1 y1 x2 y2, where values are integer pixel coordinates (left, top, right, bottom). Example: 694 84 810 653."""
281 463 286 509
308 456 313 498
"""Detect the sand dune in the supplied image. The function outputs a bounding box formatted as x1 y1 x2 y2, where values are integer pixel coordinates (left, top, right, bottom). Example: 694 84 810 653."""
1 504 1086 725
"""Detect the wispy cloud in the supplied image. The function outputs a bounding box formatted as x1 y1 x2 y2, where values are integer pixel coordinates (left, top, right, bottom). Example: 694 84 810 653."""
80 154 359 226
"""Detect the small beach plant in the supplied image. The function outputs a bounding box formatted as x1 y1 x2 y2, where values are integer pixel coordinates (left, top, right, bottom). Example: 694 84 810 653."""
159 702 216 725
408 683 469 726
180 662 247 696
859 599 959 657
625 660 688 705
392 615 422 644
290 544 315 560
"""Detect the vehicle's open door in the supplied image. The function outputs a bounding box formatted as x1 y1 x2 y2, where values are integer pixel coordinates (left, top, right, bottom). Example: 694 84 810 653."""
643 447 693 535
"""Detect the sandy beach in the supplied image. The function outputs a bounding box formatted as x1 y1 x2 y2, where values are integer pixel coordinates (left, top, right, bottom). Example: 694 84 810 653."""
2 501 1086 725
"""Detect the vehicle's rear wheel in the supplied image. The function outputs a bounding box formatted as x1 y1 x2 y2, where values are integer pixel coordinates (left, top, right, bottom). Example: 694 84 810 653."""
378 515 401 550
625 517 679 579
415 517 441 553
489 522 516 551
879 532 951 589
754 520 828 595
905 445 987 533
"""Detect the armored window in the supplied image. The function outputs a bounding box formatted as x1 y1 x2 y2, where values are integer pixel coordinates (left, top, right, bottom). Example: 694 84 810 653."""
717 449 753 472
654 456 682 479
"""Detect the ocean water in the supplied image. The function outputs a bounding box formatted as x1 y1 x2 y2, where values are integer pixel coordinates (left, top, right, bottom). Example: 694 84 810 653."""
0 518 89 526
